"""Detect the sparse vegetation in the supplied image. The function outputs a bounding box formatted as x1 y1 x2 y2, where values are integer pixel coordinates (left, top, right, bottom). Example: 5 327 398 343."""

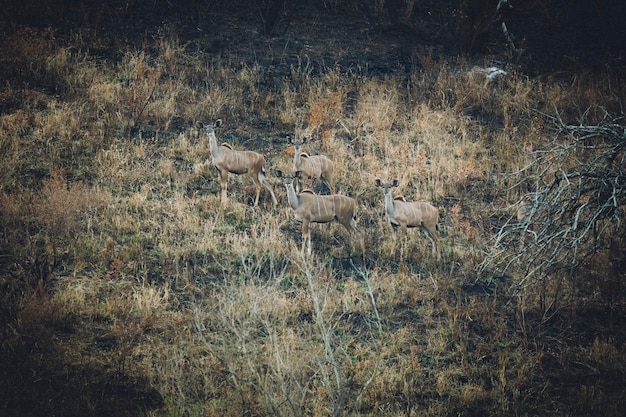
1 1 625 417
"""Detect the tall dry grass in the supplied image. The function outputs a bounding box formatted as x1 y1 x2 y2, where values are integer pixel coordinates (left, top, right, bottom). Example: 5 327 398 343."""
1 24 624 417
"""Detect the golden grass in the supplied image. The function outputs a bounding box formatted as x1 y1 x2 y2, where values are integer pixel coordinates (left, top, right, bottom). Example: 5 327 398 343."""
1 27 624 417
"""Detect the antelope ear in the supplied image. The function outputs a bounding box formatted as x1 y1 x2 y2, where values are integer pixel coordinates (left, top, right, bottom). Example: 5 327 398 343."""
214 119 222 128
375 179 382 187
275 170 283 178
295 171 303 179
287 135 292 144
196 121 204 128
392 179 399 187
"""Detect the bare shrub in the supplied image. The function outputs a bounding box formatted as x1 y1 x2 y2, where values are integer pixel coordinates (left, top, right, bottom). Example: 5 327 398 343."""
480 109 626 305
121 51 162 127
33 170 91 236
308 91 345 145
25 169 101 293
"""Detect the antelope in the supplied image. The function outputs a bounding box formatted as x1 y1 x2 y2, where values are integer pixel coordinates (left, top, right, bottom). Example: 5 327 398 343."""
289 136 335 193
202 120 277 207
277 170 363 256
375 179 441 260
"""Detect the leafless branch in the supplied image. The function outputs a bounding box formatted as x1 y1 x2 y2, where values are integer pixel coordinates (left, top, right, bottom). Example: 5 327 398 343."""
479 110 626 294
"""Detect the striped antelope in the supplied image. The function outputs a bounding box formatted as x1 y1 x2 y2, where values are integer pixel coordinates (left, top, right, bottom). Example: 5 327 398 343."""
375 179 441 260
289 136 335 193
277 170 363 255
202 120 277 207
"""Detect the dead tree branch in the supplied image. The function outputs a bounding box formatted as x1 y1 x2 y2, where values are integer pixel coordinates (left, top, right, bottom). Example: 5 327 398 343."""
479 109 626 294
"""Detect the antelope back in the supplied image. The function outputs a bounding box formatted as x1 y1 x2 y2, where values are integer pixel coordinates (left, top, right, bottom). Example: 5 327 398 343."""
409 201 439 226
332 194 356 221
296 152 316 174
296 193 335 222
303 154 322 177
315 155 333 177
227 149 265 173
297 152 332 179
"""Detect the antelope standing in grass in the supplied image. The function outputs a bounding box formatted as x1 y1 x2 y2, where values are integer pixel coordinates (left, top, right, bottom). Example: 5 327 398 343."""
277 170 363 256
375 179 441 260
290 136 335 193
202 120 277 207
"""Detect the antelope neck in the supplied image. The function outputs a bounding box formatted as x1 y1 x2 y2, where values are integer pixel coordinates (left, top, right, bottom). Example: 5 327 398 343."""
285 181 300 210
294 151 303 166
384 189 397 216
208 131 222 157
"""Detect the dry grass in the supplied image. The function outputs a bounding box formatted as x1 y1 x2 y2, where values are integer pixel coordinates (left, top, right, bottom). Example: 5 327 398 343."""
1 19 625 417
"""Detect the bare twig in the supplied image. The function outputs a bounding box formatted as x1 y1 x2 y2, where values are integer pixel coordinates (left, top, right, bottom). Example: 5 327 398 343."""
479 110 625 294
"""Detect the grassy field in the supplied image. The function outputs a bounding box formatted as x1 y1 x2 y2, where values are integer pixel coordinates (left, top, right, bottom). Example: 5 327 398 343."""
1 2 625 416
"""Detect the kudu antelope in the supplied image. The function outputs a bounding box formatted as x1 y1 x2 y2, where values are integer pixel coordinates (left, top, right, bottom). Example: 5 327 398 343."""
289 136 335 193
375 179 441 260
277 170 363 256
202 120 277 207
